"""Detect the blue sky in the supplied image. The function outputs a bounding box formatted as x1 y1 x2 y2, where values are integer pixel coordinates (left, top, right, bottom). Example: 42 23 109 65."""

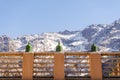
0 0 120 38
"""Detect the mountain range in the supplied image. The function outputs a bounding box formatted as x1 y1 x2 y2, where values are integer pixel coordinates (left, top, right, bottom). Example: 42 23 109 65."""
1 19 120 52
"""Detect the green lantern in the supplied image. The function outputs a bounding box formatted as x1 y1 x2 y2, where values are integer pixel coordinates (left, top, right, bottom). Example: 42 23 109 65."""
91 43 97 52
56 41 63 52
25 42 32 52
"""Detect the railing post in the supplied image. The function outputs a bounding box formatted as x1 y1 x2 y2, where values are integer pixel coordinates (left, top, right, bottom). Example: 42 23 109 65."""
22 53 34 80
90 53 102 80
54 53 64 80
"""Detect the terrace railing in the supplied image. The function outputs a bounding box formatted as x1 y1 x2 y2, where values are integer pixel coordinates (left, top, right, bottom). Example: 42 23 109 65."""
0 53 23 80
0 52 119 80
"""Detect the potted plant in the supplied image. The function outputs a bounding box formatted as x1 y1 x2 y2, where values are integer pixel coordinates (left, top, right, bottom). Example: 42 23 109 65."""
91 43 97 52
25 42 32 52
56 41 63 52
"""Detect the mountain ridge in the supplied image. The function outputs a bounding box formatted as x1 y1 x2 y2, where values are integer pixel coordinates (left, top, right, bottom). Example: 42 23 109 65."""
1 19 120 52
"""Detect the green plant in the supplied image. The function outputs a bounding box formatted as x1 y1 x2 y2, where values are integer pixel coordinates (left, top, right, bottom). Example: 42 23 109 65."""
25 42 32 52
56 42 63 52
91 43 97 52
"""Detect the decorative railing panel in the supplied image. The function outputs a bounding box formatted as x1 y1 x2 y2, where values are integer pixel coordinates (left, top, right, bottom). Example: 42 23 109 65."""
65 52 90 78
33 52 54 79
0 53 23 79
101 53 120 78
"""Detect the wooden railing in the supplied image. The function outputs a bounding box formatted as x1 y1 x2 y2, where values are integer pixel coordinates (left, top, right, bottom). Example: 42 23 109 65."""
64 53 90 77
0 53 23 80
0 52 119 80
33 53 54 78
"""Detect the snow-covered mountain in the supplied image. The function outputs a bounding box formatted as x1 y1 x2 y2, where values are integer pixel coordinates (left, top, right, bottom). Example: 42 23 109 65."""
1 19 120 52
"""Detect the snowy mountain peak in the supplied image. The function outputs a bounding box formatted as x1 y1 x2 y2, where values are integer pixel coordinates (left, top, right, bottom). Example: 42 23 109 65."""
1 19 120 52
